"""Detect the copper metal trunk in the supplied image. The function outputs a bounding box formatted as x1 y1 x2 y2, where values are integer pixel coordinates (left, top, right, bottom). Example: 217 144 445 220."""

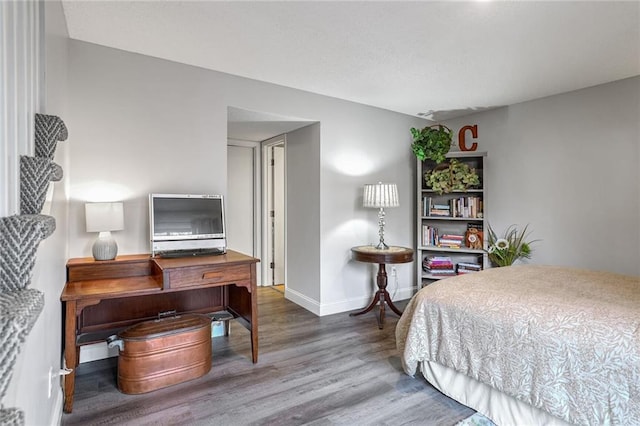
114 313 212 394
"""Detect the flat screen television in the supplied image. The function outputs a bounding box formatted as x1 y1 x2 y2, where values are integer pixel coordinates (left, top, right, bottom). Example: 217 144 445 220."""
149 193 227 257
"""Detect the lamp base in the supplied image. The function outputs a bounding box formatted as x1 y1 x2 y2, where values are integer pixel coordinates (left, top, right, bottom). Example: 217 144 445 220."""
375 207 389 250
92 231 118 261
374 240 390 250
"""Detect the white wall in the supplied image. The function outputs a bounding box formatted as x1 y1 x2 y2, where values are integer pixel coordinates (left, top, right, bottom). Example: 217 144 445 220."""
284 124 322 308
444 76 640 277
66 40 427 315
318 105 420 314
3 1 69 425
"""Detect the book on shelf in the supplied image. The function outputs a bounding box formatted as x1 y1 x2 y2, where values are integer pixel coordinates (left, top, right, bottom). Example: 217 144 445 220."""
421 225 439 246
466 223 484 231
438 233 464 248
422 196 484 218
422 196 433 217
456 261 483 274
429 209 451 217
423 256 456 275
449 196 484 218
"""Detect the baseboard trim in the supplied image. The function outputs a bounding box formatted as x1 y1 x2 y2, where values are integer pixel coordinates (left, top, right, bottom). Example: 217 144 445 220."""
284 288 321 316
319 286 417 316
50 387 63 426
284 286 417 317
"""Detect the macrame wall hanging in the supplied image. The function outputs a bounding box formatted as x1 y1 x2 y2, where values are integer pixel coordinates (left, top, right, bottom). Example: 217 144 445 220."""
0 114 67 425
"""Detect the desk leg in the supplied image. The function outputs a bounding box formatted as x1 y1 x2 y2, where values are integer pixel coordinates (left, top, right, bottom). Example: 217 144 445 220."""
250 266 259 364
350 263 403 329
63 301 77 413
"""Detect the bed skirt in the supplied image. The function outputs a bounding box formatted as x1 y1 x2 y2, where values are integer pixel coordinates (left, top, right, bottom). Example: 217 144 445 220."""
422 360 572 426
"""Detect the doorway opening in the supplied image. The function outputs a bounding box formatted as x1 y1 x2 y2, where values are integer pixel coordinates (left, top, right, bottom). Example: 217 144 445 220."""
263 137 285 287
226 106 316 292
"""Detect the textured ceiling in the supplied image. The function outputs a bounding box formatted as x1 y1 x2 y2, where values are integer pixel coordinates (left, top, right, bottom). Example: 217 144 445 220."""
62 1 639 122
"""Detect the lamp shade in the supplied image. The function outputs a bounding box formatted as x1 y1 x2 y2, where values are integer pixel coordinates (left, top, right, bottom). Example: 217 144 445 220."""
363 183 399 209
85 202 124 232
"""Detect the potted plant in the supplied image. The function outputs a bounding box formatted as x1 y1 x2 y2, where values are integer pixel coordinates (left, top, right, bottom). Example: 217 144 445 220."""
424 159 480 194
410 124 452 163
486 223 538 267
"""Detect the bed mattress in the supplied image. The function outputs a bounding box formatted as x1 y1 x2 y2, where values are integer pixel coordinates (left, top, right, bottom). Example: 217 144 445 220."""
396 265 640 425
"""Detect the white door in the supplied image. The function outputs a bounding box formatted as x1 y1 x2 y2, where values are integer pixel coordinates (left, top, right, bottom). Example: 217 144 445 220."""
264 139 285 286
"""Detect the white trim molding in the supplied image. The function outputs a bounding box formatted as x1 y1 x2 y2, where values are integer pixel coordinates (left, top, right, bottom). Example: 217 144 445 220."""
0 0 43 216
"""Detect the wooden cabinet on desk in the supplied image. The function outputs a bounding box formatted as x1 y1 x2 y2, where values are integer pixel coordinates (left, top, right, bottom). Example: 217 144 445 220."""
60 250 259 413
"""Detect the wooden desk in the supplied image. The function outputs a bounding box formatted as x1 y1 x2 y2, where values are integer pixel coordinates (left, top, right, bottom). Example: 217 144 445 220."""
350 245 414 329
60 250 259 413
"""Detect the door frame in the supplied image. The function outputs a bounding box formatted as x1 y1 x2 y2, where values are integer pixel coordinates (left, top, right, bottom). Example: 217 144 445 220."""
262 135 286 288
227 139 262 285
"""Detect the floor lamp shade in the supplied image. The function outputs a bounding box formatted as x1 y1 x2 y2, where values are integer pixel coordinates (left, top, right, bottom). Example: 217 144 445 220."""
85 202 124 260
363 183 398 249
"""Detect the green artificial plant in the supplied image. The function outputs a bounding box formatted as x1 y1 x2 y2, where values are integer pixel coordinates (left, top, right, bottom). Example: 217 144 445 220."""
424 159 480 194
410 124 452 163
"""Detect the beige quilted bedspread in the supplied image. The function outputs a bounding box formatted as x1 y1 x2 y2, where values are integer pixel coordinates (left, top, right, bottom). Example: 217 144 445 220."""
396 265 640 425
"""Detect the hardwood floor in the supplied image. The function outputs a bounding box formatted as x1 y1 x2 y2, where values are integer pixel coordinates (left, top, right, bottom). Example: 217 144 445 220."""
62 287 474 425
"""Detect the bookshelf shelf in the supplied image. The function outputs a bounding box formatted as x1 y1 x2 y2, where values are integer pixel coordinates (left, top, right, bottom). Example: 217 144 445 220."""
418 246 484 254
422 189 484 194
421 217 484 221
416 151 487 287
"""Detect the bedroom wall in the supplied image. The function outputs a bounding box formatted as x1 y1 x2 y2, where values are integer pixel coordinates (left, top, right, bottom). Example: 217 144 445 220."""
3 1 70 425
444 76 640 277
285 124 322 305
66 40 427 316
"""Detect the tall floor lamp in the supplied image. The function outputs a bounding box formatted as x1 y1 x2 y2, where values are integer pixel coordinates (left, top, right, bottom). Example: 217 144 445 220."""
363 182 399 249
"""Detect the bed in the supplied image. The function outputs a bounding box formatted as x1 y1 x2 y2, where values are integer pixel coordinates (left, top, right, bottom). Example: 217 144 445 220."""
396 265 640 425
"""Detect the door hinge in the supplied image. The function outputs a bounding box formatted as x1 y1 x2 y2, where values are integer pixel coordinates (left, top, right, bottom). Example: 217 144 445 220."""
270 210 275 218
270 262 275 269
270 158 275 166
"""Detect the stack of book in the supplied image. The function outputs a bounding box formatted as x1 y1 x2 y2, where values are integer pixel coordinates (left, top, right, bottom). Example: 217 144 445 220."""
423 256 456 276
429 203 451 217
438 234 464 248
457 262 483 274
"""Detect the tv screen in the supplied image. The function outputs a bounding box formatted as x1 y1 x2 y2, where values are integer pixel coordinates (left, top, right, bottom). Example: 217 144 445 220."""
151 194 225 240
149 194 227 257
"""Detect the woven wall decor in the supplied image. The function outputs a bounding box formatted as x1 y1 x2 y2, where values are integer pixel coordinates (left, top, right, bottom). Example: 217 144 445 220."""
0 114 66 425
20 157 63 215
0 407 24 426
34 113 68 159
0 215 55 293
0 289 45 401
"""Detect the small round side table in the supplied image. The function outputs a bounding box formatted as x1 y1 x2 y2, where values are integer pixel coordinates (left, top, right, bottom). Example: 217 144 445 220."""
350 245 414 329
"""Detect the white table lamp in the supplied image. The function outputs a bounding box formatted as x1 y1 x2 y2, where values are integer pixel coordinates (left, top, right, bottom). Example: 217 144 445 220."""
85 202 124 260
363 182 399 249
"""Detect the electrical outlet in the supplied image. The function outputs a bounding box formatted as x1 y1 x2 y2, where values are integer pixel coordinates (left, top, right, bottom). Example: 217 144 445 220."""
391 266 397 276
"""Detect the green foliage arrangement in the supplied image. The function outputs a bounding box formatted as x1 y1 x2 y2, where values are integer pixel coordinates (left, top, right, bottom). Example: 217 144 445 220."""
410 124 452 163
486 224 538 267
424 159 480 194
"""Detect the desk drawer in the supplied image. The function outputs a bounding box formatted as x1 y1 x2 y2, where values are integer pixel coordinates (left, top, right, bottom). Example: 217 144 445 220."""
164 264 251 289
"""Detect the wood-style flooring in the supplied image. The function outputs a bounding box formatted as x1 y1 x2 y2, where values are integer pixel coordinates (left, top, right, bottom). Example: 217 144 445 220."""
62 287 474 426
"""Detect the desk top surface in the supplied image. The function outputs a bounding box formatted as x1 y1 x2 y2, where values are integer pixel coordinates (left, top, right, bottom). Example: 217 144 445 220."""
62 250 259 301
